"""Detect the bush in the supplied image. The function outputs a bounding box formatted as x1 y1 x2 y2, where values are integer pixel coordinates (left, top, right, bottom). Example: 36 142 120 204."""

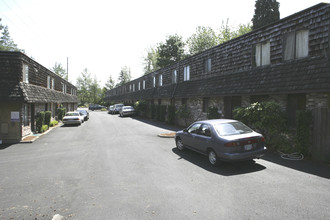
57 108 66 121
41 125 49 133
36 111 45 133
150 104 156 119
134 101 148 117
233 101 288 151
207 107 220 119
159 105 167 122
44 111 51 127
167 105 176 124
176 105 191 127
50 120 58 127
295 110 312 156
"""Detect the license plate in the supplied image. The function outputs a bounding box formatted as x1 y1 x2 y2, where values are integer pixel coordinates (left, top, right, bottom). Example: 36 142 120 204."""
244 144 252 150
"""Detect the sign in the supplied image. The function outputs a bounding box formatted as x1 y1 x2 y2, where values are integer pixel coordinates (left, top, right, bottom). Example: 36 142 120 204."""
11 111 20 122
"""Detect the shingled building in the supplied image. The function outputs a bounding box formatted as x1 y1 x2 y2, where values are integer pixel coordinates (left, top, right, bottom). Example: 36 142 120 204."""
0 51 78 143
105 3 330 161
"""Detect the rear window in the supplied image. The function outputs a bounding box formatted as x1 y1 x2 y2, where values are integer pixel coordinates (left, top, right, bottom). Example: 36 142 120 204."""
214 122 253 136
66 112 79 116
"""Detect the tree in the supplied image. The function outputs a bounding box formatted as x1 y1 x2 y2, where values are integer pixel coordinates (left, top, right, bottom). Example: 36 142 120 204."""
0 18 22 52
76 68 92 105
232 23 252 38
90 76 102 104
142 46 159 75
51 62 67 80
186 26 219 55
117 66 131 86
156 34 185 68
218 19 234 44
105 75 116 90
252 0 280 30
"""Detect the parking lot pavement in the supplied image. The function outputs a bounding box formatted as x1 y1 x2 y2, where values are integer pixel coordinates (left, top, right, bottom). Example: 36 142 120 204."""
0 111 329 219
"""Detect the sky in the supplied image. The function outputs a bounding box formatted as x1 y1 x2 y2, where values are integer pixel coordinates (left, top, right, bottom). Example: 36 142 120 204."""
0 0 328 87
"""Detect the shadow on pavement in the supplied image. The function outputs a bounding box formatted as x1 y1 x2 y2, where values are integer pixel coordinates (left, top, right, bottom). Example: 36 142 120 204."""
262 152 330 179
132 116 182 132
0 144 13 150
172 148 266 176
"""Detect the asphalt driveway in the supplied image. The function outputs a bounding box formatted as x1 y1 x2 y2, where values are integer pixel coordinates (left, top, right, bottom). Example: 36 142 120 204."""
0 111 329 219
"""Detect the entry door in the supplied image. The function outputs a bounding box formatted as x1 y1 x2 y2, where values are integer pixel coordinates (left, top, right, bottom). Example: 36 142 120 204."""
224 96 241 119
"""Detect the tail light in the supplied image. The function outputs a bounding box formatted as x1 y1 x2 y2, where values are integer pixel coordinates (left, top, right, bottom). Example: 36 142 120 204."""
225 136 265 147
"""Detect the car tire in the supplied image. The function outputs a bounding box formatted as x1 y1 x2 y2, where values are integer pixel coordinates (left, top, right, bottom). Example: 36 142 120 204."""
176 138 185 151
208 149 219 166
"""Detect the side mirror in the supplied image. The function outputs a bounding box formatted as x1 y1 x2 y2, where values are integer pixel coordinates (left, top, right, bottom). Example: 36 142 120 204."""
183 128 188 132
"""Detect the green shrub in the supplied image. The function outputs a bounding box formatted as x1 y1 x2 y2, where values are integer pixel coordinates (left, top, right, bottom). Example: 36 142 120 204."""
159 105 167 122
207 107 220 119
36 111 45 133
233 101 288 151
50 120 58 127
57 108 66 121
167 105 176 124
295 110 312 156
176 104 191 127
41 125 49 133
134 101 148 117
44 111 51 127
150 104 156 119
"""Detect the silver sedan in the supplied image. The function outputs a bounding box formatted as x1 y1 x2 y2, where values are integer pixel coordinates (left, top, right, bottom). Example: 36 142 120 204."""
175 119 267 166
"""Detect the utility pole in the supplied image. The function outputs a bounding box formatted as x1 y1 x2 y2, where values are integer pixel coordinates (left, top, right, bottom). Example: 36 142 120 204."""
66 57 69 81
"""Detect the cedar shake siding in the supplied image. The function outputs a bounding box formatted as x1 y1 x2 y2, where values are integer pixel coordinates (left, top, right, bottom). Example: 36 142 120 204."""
0 51 78 143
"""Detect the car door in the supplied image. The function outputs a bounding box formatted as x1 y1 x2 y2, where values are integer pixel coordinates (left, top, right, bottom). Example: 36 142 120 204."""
182 123 202 149
194 123 213 154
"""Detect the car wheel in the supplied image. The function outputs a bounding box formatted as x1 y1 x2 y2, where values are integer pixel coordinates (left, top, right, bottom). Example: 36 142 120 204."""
208 149 219 166
176 138 185 151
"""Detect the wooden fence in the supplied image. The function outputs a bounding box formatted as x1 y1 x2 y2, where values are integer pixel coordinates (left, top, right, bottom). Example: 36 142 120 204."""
311 108 330 162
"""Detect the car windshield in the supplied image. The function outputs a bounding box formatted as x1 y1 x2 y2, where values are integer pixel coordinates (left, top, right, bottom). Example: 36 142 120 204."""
66 112 79 116
214 122 253 136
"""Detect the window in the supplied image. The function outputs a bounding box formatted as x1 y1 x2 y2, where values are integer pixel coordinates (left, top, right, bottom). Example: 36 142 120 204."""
255 41 270 66
47 76 51 89
200 124 211 137
172 70 177 84
138 82 141 91
22 64 29 83
129 84 132 92
188 123 201 134
284 30 309 60
143 80 146 89
62 83 67 93
51 78 55 90
184 65 190 81
153 76 156 87
159 74 163 86
23 104 29 126
133 84 135 92
204 58 211 72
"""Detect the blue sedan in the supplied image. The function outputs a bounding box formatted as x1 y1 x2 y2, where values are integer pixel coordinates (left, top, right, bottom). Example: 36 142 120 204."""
175 119 267 166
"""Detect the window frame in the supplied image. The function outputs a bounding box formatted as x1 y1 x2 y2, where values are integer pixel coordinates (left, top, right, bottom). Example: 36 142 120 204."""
159 74 163 86
204 58 211 72
254 41 270 67
172 70 177 84
283 30 309 61
22 64 29 83
184 65 190 81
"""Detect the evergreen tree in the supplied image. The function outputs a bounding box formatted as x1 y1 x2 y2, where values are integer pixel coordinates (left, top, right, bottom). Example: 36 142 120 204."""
117 66 131 86
156 34 185 68
252 0 280 30
51 62 67 80
0 18 22 51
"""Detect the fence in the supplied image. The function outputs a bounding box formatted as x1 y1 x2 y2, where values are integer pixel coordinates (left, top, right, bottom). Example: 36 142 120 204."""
311 108 330 162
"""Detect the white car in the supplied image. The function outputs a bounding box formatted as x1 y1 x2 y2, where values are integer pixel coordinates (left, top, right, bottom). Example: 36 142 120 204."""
63 111 84 125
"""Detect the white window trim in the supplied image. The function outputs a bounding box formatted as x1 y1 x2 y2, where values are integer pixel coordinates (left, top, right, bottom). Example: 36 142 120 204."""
47 76 51 89
23 64 29 83
153 77 156 87
159 74 163 86
184 66 190 81
143 80 146 89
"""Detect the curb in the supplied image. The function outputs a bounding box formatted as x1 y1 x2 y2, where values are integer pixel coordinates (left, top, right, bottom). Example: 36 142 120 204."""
158 132 176 138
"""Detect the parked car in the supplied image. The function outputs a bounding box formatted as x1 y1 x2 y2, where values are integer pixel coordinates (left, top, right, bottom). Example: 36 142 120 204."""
77 109 89 121
119 106 136 117
108 105 115 114
63 111 84 125
89 104 106 111
113 103 124 114
175 119 267 166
